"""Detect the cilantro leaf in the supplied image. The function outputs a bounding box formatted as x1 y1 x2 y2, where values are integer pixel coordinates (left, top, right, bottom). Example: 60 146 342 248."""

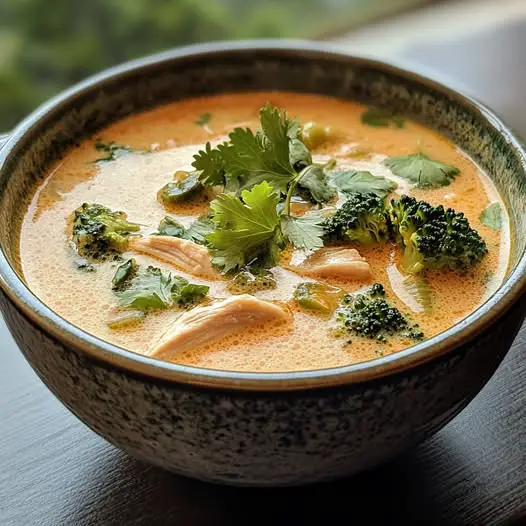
115 265 209 311
155 216 214 245
192 142 226 186
156 216 186 238
259 102 298 170
289 138 312 168
217 120 296 194
330 170 397 198
206 181 282 272
184 216 215 244
384 153 460 188
191 104 334 206
112 258 138 291
281 212 324 252
170 277 209 306
361 107 405 128
192 104 300 194
117 266 174 311
285 118 302 140
480 202 502 231
297 164 337 204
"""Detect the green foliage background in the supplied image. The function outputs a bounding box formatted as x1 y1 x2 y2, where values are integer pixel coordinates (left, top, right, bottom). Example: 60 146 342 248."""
0 0 427 129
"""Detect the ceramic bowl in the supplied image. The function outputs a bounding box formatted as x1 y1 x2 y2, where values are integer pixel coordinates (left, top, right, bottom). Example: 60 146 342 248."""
1 41 525 486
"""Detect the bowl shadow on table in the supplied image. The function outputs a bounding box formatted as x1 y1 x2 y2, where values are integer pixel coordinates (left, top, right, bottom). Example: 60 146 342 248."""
64 429 481 526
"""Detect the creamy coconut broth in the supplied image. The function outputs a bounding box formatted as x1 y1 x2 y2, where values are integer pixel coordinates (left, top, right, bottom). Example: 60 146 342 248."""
19 92 510 372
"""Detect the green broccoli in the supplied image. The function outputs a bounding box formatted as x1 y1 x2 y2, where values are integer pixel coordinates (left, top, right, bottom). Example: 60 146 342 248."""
322 192 390 245
337 283 423 342
390 195 487 274
72 203 141 261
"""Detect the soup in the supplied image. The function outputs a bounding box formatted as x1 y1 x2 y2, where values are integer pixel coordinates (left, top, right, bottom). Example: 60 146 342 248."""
18 92 510 372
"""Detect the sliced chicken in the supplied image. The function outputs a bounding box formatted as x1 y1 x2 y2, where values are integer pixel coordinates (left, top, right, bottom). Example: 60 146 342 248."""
150 294 290 358
293 247 372 280
131 236 218 279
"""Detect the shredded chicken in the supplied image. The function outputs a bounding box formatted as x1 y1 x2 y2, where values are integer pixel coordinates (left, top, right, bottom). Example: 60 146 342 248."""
130 236 218 279
293 247 372 280
150 294 290 358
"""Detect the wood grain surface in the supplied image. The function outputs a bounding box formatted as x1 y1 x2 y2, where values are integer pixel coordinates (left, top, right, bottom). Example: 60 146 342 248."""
2 2 526 524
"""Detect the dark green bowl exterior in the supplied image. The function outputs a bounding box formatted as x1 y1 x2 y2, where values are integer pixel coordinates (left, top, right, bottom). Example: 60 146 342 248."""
1 41 526 486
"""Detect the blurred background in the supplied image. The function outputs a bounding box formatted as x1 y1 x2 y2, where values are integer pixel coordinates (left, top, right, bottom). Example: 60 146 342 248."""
1 0 525 132
0 0 431 130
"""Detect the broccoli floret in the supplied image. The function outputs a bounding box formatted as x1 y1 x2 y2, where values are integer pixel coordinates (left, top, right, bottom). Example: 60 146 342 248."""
72 203 141 261
390 195 487 274
337 283 423 342
323 192 390 245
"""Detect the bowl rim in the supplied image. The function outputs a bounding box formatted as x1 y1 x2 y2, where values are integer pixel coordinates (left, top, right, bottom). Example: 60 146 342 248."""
1 39 525 391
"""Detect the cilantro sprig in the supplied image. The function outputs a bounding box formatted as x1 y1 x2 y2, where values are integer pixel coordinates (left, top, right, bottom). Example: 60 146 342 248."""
191 103 335 201
191 104 334 271
205 180 325 272
206 182 284 272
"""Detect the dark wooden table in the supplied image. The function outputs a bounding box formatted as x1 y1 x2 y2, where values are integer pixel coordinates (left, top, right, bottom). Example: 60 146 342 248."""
2 5 526 525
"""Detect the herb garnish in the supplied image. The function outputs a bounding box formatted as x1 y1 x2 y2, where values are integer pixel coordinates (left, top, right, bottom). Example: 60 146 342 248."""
192 103 335 201
384 153 460 188
115 264 208 311
480 202 502 231
206 181 283 272
155 215 214 245
329 170 397 198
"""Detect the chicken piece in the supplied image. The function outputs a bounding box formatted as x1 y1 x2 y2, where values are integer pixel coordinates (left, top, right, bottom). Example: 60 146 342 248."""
294 247 372 280
131 236 218 279
150 294 290 358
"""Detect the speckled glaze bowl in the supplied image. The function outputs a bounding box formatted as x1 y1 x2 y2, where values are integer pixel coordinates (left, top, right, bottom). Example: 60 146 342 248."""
1 41 526 486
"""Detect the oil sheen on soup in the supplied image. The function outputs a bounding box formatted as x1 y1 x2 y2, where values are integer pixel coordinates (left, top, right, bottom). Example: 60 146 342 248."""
19 92 510 372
